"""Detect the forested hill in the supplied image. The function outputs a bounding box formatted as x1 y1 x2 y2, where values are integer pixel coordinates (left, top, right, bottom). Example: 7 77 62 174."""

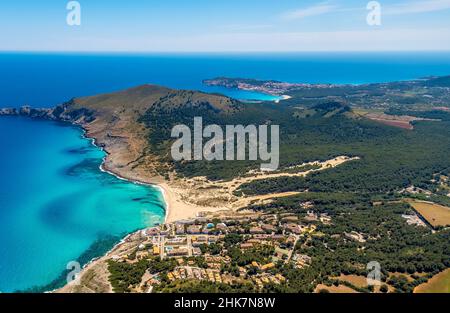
2 82 449 293
2 82 450 197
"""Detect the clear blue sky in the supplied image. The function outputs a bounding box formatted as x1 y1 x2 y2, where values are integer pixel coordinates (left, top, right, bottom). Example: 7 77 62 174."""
1 0 449 51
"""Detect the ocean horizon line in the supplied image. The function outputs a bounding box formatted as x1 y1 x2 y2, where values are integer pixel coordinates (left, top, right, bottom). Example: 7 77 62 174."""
1 50 450 56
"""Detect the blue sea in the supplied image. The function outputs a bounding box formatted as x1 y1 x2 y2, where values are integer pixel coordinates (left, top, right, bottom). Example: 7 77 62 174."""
3 52 450 107
1 52 450 292
0 117 166 292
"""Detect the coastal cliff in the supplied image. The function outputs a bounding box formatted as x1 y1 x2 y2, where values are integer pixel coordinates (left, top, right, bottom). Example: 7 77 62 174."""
0 106 54 119
0 102 96 124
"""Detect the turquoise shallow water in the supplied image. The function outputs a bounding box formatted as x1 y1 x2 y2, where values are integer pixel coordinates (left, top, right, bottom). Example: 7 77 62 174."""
0 117 165 292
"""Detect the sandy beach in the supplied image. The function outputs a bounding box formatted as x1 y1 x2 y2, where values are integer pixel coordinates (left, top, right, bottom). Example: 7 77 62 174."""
274 95 292 104
158 182 228 223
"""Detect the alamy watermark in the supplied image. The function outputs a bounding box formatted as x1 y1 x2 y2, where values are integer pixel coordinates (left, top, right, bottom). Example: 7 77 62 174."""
367 1 382 26
65 1 381 27
367 261 382 286
171 117 280 171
